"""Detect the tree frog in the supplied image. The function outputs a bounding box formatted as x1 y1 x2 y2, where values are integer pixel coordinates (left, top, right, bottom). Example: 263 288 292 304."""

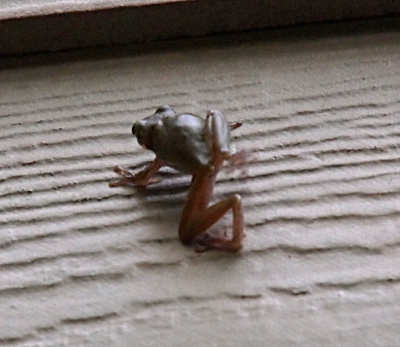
109 105 244 252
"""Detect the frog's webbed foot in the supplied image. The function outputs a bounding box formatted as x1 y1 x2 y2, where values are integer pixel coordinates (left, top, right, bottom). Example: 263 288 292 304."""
109 158 164 188
230 120 242 131
225 149 248 170
194 232 243 253
109 165 136 187
109 165 160 187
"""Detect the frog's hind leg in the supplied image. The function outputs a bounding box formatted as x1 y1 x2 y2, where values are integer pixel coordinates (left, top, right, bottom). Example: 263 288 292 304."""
178 172 244 252
192 194 244 252
178 110 245 252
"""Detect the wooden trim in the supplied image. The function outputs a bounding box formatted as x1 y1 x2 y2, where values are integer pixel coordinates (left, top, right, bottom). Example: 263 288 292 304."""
1 0 400 55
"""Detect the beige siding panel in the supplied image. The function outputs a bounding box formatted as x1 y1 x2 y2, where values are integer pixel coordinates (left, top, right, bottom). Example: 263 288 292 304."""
1 27 400 345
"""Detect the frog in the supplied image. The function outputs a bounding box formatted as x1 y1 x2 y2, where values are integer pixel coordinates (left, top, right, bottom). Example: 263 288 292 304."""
109 105 245 252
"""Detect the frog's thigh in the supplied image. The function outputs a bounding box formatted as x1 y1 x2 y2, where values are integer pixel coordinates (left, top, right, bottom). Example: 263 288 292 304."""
205 110 231 157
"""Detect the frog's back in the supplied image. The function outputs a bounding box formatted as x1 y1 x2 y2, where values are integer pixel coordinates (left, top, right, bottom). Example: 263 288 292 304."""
152 113 212 172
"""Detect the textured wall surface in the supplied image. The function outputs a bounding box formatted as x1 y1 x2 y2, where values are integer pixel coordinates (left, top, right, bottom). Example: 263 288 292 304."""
1 23 400 346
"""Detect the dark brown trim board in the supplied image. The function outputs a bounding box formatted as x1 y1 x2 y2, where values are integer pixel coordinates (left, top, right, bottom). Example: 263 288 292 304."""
1 0 400 55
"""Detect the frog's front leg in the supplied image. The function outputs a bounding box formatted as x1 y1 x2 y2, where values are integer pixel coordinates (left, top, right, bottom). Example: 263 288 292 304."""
109 157 164 188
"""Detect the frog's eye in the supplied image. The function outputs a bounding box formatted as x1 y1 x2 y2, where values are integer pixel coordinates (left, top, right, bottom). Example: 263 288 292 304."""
132 124 136 135
156 105 171 113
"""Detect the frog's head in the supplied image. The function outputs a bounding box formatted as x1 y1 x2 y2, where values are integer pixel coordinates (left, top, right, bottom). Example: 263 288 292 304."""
132 105 176 150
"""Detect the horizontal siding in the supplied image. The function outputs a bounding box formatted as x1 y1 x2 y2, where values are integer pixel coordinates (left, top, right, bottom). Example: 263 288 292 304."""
0 28 400 346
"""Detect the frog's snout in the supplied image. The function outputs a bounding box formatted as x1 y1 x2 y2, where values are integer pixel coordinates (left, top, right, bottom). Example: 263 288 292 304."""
132 120 150 149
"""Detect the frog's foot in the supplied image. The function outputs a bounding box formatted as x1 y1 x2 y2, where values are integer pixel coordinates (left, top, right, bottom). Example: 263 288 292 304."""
194 232 243 253
109 165 160 188
230 120 243 131
226 149 249 171
109 166 134 187
113 165 133 177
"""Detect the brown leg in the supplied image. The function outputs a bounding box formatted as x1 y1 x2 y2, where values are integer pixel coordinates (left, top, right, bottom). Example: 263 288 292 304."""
192 194 244 252
178 172 244 252
109 157 164 187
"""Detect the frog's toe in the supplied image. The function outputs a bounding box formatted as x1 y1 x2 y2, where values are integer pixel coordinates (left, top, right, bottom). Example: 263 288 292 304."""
113 165 133 177
194 232 243 253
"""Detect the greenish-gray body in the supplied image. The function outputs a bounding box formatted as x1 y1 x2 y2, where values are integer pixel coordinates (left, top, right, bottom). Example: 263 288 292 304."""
152 114 212 173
